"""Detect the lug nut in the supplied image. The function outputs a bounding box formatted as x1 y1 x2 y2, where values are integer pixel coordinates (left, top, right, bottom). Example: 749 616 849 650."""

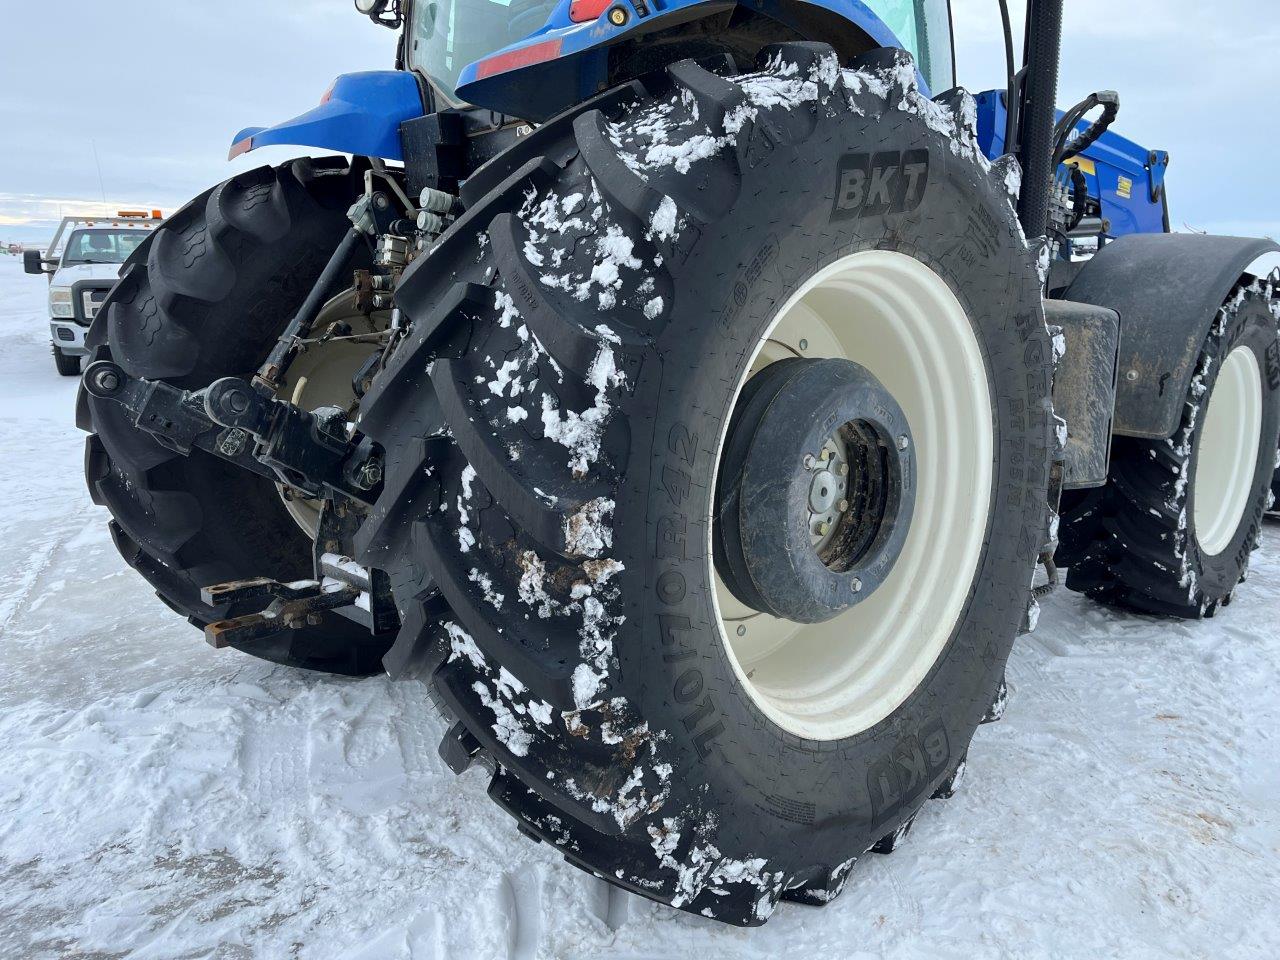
838 462 849 476
798 339 808 351
851 577 863 593
897 435 910 450
802 453 816 470
224 389 249 415
838 499 849 512
816 520 831 537
736 624 747 637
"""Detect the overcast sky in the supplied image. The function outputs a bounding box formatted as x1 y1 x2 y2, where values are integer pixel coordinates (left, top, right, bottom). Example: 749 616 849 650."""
1 0 1275 243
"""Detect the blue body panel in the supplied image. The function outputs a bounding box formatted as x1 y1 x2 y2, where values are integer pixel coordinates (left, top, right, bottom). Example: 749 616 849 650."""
454 0 919 121
227 1 919 158
229 71 425 162
975 90 1169 238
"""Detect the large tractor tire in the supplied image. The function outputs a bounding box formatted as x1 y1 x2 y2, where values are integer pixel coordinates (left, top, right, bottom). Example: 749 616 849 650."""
357 45 1055 923
1064 277 1280 615
79 158 394 675
1271 456 1280 518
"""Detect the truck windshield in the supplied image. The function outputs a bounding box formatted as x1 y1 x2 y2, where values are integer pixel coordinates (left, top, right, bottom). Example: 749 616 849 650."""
61 229 147 266
408 0 954 106
408 0 559 105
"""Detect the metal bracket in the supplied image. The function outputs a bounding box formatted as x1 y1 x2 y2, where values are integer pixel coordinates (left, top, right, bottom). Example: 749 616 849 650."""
201 578 361 648
83 361 383 505
81 361 280 482
198 549 398 648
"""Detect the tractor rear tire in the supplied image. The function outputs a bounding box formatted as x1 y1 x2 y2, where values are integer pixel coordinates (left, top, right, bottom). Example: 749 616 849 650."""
79 158 392 675
357 46 1054 923
1064 278 1280 615
1271 459 1280 518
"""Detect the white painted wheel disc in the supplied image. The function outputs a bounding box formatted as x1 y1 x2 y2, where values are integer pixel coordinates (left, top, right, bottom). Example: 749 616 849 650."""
276 291 389 539
709 250 994 742
1193 344 1264 557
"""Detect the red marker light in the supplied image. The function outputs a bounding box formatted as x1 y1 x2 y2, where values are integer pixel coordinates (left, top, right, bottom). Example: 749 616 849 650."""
569 0 611 21
475 38 564 80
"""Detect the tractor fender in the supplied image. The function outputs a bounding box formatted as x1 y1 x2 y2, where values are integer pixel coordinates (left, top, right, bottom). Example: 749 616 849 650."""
455 0 915 122
1063 232 1280 440
228 71 426 162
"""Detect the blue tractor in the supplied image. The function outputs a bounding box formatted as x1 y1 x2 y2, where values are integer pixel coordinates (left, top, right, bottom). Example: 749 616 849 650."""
80 0 1280 925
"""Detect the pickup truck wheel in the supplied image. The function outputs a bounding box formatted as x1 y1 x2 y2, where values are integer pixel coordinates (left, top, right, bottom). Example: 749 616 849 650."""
53 345 81 376
359 44 1055 924
79 158 392 675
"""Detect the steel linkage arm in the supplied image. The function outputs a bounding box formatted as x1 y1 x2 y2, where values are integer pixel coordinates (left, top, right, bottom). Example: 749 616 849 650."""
83 361 383 505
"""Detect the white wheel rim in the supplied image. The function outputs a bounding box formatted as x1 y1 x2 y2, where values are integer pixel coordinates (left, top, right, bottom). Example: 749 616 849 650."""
709 250 994 742
276 292 389 538
1193 344 1263 556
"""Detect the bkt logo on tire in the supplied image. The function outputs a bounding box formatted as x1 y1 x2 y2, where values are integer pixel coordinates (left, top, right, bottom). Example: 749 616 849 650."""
832 150 930 220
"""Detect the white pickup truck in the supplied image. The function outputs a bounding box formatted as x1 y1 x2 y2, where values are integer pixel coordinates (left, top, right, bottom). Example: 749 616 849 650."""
24 211 163 375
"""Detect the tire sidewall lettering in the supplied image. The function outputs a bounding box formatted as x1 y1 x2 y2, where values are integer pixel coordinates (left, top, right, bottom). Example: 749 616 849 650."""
620 111 1049 861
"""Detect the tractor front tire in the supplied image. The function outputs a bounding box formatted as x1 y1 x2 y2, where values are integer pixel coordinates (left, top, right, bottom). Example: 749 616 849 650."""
1065 278 1280 615
1271 441 1280 519
357 45 1055 923
80 158 392 675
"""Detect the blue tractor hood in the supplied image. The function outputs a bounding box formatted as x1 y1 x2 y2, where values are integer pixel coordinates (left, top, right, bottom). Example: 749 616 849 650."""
228 71 425 162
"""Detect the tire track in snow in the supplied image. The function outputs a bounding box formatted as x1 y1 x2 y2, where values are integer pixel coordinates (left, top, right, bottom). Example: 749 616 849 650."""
0 514 94 636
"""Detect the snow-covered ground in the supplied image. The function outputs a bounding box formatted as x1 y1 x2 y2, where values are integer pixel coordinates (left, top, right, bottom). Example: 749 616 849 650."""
0 251 1277 959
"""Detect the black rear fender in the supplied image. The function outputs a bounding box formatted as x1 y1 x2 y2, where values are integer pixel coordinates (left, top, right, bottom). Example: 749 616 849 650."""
1062 233 1279 440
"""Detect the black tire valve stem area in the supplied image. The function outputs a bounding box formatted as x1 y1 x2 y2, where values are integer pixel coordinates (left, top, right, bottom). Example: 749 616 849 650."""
713 357 916 624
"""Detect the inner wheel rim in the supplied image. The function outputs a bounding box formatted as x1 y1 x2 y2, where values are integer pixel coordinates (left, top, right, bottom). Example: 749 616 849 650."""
1193 344 1263 557
275 291 389 539
709 250 994 742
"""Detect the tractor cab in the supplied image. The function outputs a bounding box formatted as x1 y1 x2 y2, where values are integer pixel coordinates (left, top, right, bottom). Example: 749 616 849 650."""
399 0 956 116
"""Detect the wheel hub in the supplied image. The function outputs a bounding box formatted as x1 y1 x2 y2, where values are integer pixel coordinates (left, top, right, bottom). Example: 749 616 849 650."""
806 438 847 550
713 357 915 624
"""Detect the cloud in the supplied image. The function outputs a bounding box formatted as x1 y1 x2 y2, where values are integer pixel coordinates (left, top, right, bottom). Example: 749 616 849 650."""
0 194 165 226
0 0 391 213
2 0 1276 244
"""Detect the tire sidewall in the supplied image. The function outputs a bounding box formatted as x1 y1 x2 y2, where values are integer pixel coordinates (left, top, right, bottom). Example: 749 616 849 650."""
611 103 1052 864
1187 297 1280 595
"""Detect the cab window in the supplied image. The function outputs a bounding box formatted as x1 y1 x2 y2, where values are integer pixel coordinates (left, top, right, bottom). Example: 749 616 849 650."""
863 0 955 95
61 230 147 266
